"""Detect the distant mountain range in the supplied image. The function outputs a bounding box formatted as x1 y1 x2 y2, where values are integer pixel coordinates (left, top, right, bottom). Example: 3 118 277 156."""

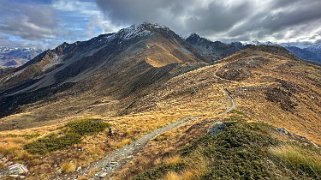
1 35 319 69
185 35 321 65
0 47 42 68
283 43 321 64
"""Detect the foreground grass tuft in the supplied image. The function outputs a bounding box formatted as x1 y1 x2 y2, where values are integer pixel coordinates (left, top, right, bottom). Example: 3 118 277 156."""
270 145 321 178
24 119 110 154
61 161 77 173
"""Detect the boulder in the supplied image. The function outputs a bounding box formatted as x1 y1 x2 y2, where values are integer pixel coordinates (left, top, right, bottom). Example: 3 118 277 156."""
8 163 28 175
209 121 234 135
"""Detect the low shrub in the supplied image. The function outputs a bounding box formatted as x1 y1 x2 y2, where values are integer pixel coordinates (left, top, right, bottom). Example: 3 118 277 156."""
24 133 81 154
24 119 110 154
66 119 110 136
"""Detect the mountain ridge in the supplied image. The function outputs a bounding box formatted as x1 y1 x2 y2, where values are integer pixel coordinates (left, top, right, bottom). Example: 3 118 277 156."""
0 23 320 179
0 23 207 119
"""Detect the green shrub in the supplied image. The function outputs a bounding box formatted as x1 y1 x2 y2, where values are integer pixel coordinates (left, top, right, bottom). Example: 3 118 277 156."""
201 122 278 179
24 119 110 154
24 133 81 154
66 119 110 135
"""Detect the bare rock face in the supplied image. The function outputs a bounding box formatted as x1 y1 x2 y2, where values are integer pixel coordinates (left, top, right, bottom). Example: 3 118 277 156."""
8 163 29 175
0 163 28 178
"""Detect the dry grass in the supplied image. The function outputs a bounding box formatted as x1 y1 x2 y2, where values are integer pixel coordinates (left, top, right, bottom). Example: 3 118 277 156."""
163 171 180 180
0 48 320 179
269 145 321 176
61 161 77 173
0 162 5 169
110 138 132 148
163 155 182 165
180 150 208 179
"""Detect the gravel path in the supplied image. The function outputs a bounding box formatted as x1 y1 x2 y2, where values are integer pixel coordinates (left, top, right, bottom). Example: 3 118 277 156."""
65 88 236 180
223 88 236 114
68 116 198 180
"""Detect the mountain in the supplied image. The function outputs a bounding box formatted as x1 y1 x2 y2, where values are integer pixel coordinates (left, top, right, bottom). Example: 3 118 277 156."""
0 23 207 119
0 47 42 68
284 42 321 64
186 33 245 62
0 23 320 179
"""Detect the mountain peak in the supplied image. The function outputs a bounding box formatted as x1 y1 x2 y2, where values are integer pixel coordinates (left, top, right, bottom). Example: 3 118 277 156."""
115 22 172 41
188 33 201 38
186 33 201 42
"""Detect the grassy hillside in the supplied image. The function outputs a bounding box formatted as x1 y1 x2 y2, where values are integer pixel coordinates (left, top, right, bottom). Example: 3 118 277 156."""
0 46 320 179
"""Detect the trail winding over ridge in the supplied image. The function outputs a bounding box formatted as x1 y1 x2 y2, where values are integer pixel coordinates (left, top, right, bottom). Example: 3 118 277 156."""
65 88 236 180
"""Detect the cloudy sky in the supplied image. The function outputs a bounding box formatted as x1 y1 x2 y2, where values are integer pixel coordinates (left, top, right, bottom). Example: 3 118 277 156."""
1 0 321 49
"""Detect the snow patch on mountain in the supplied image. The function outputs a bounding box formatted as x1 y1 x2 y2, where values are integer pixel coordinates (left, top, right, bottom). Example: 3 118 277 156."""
118 24 153 40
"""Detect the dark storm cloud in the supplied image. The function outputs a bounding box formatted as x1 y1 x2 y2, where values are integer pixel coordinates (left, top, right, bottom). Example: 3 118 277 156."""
0 0 58 40
1 0 321 49
95 0 321 42
95 0 197 33
184 1 252 34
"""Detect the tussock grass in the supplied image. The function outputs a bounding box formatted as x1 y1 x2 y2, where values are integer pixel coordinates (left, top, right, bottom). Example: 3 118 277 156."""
61 161 77 173
0 142 20 156
0 162 5 169
270 145 321 178
163 155 182 165
164 171 180 180
133 163 186 180
109 138 132 148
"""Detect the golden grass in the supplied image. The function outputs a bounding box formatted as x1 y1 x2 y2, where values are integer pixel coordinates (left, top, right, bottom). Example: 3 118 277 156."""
269 145 321 175
180 150 208 179
0 162 5 169
164 171 180 180
77 176 89 180
163 155 182 165
0 49 320 179
61 161 77 173
110 138 132 148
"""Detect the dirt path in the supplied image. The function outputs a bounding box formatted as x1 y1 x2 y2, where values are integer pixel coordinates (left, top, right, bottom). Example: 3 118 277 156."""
67 116 197 179
223 88 236 114
65 88 236 180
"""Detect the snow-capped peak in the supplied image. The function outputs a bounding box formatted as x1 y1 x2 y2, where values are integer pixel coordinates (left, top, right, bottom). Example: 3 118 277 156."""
117 24 153 40
116 23 171 40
